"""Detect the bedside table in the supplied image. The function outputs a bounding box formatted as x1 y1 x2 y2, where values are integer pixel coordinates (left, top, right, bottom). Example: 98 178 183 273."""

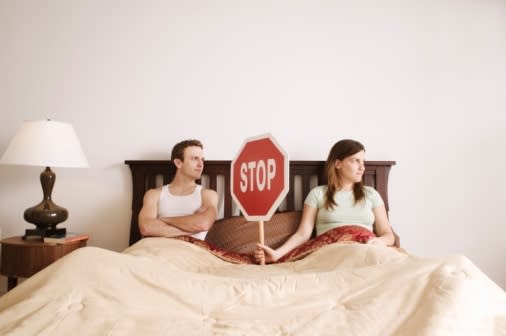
0 236 88 291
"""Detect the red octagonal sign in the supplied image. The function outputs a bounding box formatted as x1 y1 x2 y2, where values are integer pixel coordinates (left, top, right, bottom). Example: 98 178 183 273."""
231 134 289 221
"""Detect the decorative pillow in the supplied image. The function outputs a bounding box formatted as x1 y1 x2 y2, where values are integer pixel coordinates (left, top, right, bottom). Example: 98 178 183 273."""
205 211 302 255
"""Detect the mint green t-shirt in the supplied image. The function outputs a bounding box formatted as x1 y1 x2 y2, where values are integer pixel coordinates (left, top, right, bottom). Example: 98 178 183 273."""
304 185 384 236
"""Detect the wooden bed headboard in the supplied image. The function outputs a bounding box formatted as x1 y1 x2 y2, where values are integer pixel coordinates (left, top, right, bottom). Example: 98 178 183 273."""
125 160 396 246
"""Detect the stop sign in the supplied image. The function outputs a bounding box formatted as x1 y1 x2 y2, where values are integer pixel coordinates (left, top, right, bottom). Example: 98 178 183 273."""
231 134 289 221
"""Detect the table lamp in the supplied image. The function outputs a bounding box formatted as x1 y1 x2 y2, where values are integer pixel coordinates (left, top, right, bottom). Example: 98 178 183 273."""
0 120 89 239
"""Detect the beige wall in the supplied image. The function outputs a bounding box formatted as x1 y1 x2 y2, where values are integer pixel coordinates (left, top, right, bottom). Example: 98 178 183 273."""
1 0 505 289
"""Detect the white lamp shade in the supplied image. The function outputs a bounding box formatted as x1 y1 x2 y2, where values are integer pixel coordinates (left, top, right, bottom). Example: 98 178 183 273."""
0 120 89 168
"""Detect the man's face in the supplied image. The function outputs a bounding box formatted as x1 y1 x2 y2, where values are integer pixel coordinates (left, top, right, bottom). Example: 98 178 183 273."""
179 146 204 180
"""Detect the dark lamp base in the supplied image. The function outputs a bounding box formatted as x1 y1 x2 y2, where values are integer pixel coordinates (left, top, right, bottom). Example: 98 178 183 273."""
22 166 69 240
24 204 68 226
23 227 67 240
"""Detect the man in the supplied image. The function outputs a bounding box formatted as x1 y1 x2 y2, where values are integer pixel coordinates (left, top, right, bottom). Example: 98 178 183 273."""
138 139 218 239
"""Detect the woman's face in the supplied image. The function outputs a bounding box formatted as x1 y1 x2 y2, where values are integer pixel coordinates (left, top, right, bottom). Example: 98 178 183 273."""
335 150 365 184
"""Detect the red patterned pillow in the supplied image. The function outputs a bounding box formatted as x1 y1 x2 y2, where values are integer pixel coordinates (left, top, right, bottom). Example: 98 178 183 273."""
278 225 375 263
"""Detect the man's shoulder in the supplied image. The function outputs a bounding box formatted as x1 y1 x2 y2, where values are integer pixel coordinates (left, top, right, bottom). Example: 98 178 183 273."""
145 187 163 197
201 188 218 203
149 186 164 192
201 187 218 196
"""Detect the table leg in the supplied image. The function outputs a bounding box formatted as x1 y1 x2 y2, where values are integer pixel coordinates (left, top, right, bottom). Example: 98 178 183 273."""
7 277 17 291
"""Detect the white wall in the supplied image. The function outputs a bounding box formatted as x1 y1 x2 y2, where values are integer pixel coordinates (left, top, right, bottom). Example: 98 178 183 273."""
1 0 505 288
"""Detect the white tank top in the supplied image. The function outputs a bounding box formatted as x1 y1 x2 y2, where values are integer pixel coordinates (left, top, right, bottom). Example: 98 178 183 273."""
158 184 207 240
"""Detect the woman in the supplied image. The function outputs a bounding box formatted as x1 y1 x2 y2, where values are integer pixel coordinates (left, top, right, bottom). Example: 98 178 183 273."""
255 139 395 263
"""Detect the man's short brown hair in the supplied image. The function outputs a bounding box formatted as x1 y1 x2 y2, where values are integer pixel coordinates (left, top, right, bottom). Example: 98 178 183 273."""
171 139 203 161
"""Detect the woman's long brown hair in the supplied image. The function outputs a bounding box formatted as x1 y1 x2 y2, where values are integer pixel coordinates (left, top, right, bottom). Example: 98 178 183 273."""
324 139 366 210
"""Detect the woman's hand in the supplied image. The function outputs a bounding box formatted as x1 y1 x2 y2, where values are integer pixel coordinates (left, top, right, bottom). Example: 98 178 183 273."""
254 243 282 264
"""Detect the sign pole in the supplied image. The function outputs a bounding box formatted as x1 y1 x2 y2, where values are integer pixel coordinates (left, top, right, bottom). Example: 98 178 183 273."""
258 220 265 265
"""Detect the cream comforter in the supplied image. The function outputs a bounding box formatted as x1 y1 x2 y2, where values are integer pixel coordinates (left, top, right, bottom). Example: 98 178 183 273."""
0 238 505 336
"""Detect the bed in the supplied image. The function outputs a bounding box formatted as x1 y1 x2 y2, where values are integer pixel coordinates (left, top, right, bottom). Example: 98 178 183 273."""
0 160 505 336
